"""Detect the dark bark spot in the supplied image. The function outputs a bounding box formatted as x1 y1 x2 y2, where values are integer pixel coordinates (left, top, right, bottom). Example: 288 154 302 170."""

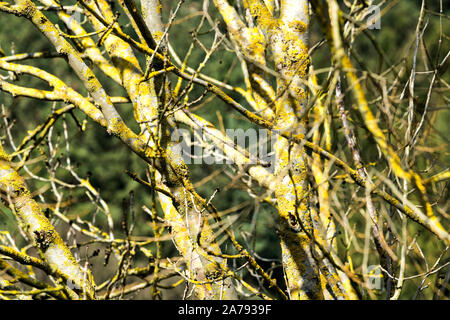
33 230 54 252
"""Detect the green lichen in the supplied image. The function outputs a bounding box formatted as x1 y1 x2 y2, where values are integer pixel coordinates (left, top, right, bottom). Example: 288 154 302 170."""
0 146 12 162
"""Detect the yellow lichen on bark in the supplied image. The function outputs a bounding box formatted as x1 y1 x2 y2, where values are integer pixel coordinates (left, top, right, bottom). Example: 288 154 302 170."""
266 0 325 300
0 145 95 299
